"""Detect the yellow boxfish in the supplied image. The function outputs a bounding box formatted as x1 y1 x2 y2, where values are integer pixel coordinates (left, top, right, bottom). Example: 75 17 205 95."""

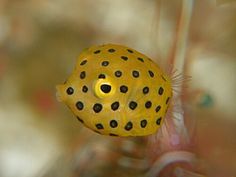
56 44 172 136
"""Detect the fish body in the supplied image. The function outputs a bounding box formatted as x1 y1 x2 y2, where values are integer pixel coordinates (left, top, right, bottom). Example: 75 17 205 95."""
56 44 172 136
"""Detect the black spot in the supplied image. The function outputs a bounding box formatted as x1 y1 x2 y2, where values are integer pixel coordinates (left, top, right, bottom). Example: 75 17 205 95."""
109 133 118 136
82 85 88 93
140 119 147 128
66 87 74 95
115 70 122 77
108 48 115 53
96 123 104 129
148 70 154 77
98 74 106 79
155 105 161 112
158 87 164 95
137 57 144 62
143 87 149 94
125 121 133 131
94 50 101 54
166 97 170 104
127 49 134 53
129 101 137 110
80 60 87 66
120 85 128 93
93 103 103 113
156 117 162 125
100 84 111 93
76 101 84 110
111 101 119 111
101 61 109 66
132 70 140 78
80 71 86 79
161 75 167 81
145 101 152 109
77 116 84 123
121 56 128 61
110 120 118 128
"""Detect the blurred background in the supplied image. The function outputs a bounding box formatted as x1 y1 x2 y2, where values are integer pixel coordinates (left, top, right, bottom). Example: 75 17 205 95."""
0 0 236 177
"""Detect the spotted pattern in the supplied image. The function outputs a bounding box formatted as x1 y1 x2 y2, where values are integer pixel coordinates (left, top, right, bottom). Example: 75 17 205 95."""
80 71 86 79
66 87 74 95
145 101 152 109
120 85 128 93
129 101 137 110
158 87 164 95
94 50 101 54
140 119 147 128
76 101 84 110
98 74 106 79
114 70 122 77
137 57 144 62
82 85 88 93
111 101 119 111
108 48 115 53
125 121 133 130
166 97 170 104
101 61 109 66
121 56 128 61
80 60 87 66
132 70 139 78
57 44 173 137
156 117 162 125
143 87 149 94
127 49 134 53
96 123 104 129
110 120 118 128
93 103 103 113
148 70 154 77
155 105 161 113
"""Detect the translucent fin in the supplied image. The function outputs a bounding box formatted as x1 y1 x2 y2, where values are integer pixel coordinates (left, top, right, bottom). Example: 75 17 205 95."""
147 68 191 155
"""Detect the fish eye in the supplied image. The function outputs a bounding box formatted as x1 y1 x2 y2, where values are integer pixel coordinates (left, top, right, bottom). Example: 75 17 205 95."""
100 84 111 93
94 78 115 98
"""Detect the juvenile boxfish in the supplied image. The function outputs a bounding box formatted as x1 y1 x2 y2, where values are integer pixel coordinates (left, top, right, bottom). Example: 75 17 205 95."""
56 44 172 136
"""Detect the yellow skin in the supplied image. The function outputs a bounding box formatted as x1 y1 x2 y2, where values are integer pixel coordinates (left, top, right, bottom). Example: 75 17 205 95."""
56 44 172 136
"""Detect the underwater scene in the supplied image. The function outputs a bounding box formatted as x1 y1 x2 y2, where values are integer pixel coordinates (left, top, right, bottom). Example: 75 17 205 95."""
0 0 236 177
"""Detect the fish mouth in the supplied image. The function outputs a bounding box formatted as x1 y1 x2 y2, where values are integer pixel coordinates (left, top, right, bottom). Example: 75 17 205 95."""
56 84 65 102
